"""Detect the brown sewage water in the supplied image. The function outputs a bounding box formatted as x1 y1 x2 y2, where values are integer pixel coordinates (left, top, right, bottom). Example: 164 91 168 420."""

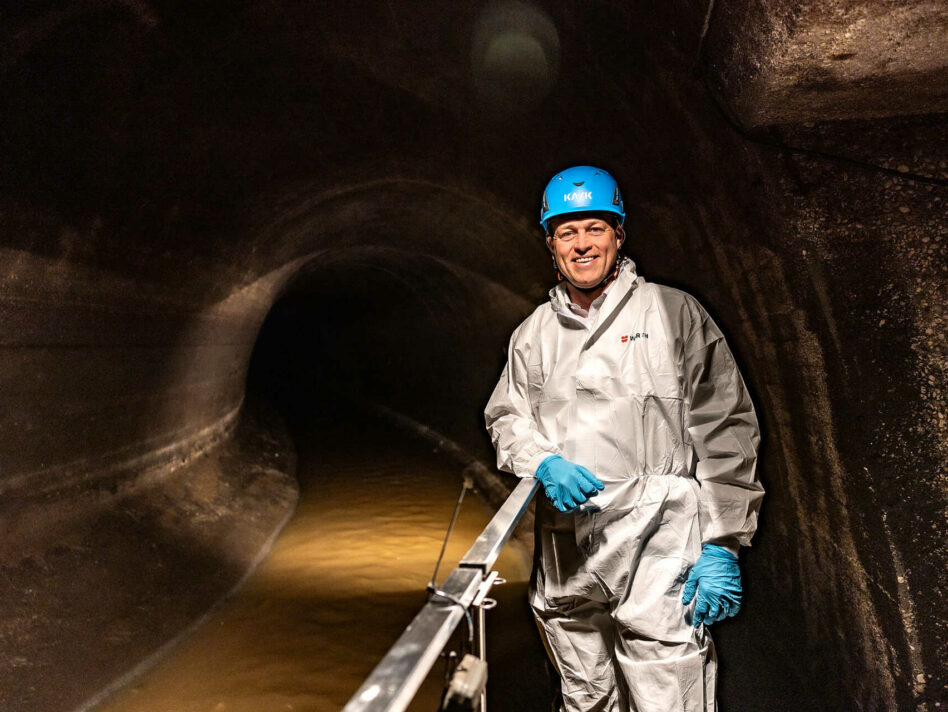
91 418 549 712
93 417 546 712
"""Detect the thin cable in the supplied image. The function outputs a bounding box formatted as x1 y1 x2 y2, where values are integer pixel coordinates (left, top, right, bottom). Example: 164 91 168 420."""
429 477 470 589
427 475 476 653
695 0 716 67
427 586 475 652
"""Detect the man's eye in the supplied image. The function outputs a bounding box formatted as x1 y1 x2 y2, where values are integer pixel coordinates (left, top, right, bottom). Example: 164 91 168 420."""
559 231 576 238
589 227 605 235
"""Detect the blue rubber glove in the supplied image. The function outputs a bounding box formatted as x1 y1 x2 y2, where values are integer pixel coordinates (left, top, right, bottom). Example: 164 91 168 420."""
681 543 742 627
535 455 604 512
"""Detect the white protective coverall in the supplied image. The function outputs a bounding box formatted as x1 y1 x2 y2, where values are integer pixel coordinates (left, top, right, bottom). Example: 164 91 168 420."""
484 258 763 712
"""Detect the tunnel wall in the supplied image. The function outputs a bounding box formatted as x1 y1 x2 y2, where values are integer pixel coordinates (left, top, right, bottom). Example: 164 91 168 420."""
0 247 301 553
1 2 945 711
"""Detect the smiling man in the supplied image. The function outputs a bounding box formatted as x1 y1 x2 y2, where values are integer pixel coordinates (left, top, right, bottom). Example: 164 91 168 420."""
485 166 764 711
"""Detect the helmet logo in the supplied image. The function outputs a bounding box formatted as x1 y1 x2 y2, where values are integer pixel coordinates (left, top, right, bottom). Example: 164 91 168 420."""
564 191 592 202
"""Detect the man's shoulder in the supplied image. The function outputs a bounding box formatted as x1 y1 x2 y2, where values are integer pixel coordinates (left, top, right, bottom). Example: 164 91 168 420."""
635 281 711 331
643 280 699 304
510 299 555 339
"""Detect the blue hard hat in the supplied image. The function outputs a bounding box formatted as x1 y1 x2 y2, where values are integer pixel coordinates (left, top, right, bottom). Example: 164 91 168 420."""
540 166 625 232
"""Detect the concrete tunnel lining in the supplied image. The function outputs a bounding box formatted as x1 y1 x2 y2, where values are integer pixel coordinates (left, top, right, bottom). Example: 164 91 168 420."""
1 174 541 501
1 151 940 712
1 2 946 710
0 108 940 712
0 185 557 712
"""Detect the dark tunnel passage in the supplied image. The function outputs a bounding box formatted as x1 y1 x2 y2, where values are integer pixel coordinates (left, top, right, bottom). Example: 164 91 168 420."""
247 247 533 438
1 2 946 711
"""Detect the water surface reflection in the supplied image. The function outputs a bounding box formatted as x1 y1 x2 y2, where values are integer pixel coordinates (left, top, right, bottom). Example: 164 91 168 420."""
96 417 542 711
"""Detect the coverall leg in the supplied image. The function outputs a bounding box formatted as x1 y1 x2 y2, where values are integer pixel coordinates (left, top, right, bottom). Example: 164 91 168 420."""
530 476 716 712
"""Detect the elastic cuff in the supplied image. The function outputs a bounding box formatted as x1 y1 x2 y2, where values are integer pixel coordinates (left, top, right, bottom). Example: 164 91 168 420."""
704 539 740 557
526 451 558 477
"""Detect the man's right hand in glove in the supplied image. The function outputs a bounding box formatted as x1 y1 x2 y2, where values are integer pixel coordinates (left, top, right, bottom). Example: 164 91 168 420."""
681 543 742 627
535 455 604 512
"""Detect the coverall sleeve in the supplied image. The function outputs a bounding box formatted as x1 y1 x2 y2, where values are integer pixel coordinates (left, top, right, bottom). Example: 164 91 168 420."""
684 306 764 548
484 323 560 478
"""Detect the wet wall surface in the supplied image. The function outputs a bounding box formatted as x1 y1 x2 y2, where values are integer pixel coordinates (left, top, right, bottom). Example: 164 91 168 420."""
1 2 946 710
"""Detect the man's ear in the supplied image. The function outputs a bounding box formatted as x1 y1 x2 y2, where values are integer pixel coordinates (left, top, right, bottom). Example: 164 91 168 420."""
615 225 626 248
546 235 555 253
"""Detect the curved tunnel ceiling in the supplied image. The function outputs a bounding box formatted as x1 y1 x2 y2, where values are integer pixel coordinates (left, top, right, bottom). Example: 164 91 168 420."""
1 2 946 711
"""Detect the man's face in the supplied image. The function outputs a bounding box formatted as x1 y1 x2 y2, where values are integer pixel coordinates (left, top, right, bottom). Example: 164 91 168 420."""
546 214 624 290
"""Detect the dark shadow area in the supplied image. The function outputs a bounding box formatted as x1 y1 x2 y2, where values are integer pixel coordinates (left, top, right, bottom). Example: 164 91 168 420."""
245 248 531 463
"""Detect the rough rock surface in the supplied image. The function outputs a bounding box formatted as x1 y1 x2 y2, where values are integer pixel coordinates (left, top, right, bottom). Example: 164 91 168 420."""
0 404 297 712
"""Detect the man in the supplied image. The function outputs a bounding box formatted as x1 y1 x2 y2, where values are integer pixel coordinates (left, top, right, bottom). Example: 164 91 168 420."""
484 166 764 711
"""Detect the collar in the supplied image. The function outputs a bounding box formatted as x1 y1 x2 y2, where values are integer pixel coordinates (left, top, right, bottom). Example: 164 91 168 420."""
549 256 639 322
567 289 609 318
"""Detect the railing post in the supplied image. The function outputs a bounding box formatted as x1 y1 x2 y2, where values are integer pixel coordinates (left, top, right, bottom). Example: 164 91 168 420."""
469 570 501 712
474 603 486 712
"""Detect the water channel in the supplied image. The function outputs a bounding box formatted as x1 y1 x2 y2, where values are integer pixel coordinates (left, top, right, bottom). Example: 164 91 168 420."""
94 416 547 712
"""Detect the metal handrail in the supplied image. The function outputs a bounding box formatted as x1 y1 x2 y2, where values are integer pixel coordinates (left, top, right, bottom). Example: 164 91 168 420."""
342 477 539 712
458 478 538 572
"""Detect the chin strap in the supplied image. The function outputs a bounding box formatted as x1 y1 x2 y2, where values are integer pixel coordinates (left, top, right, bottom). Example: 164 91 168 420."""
553 253 628 290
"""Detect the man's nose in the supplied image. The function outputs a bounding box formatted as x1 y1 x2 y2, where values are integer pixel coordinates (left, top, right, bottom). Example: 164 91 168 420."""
574 230 594 248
